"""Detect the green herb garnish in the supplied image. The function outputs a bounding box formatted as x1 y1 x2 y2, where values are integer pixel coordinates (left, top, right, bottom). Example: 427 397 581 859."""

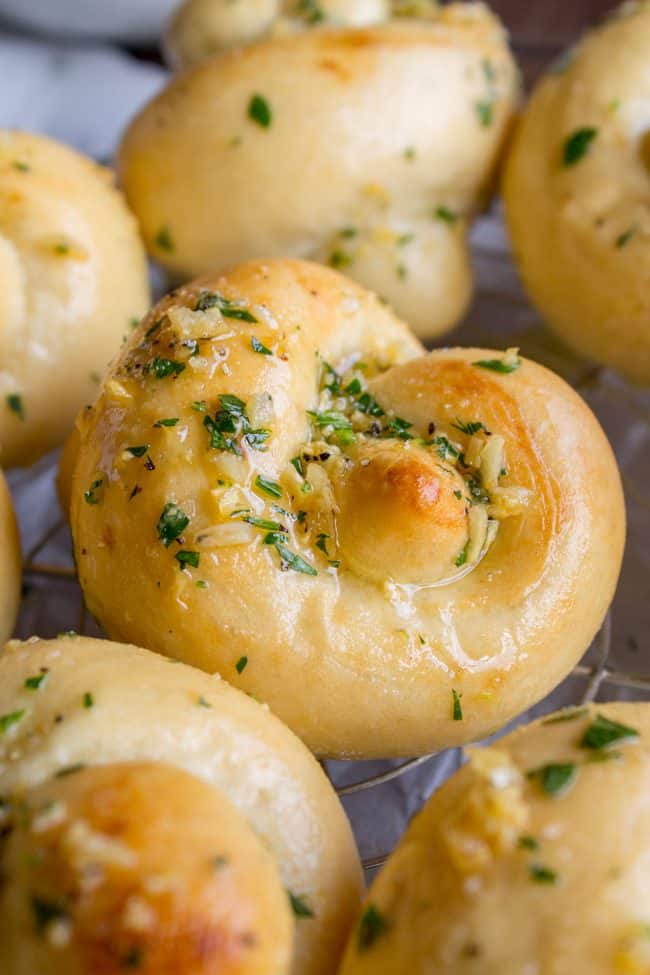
154 226 175 252
248 93 272 128
24 672 48 691
154 417 179 428
150 357 186 379
529 864 558 884
255 475 282 498
84 478 104 505
175 550 200 569
475 101 494 126
288 890 314 918
563 127 598 166
236 656 248 674
157 502 190 547
529 762 577 797
125 445 149 458
251 336 273 356
473 355 521 374
0 710 26 733
6 393 24 420
580 713 639 751
358 904 389 951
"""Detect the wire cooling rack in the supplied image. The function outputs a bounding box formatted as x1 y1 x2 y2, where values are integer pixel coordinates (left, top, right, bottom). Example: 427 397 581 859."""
11 205 650 878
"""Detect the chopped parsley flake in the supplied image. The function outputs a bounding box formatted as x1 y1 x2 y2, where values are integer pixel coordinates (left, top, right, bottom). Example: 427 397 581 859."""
251 336 273 355
435 205 458 224
175 550 200 569
452 418 489 436
529 762 577 797
12 160 30 172
255 475 282 498
580 713 639 751
154 226 175 252
84 478 104 505
83 691 94 709
473 354 521 374
204 394 270 454
157 502 190 547
273 541 317 576
452 689 463 721
197 696 212 708
125 445 149 458
518 834 539 851
616 226 636 248
154 417 179 427
6 393 24 420
24 672 48 691
55 763 85 778
529 864 558 884
288 890 314 918
0 708 26 735
475 100 494 126
248 93 272 128
329 249 352 269
316 533 330 555
236 656 248 674
150 357 186 379
30 896 69 934
358 904 389 951
195 290 258 322
563 127 598 166
454 543 469 568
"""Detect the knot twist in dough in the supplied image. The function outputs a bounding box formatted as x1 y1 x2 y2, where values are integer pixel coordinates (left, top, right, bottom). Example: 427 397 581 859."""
69 259 625 758
0 636 363 975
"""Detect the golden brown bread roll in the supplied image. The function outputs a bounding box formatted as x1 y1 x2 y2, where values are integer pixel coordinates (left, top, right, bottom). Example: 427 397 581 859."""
0 636 363 975
68 258 625 759
0 130 150 468
1 762 293 974
120 3 519 340
503 0 650 383
0 469 20 640
339 702 650 975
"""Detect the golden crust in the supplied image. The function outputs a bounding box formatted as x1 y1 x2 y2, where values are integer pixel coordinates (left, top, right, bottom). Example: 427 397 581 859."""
120 4 518 340
69 258 625 758
503 0 650 383
0 130 150 468
0 636 363 975
0 470 20 640
0 762 293 975
339 702 650 975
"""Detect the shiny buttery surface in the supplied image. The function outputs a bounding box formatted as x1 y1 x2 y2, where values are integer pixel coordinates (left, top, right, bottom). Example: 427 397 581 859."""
0 130 150 468
70 259 625 758
339 702 650 975
503 0 650 384
0 469 20 640
0 636 363 975
121 3 518 339
0 762 293 975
